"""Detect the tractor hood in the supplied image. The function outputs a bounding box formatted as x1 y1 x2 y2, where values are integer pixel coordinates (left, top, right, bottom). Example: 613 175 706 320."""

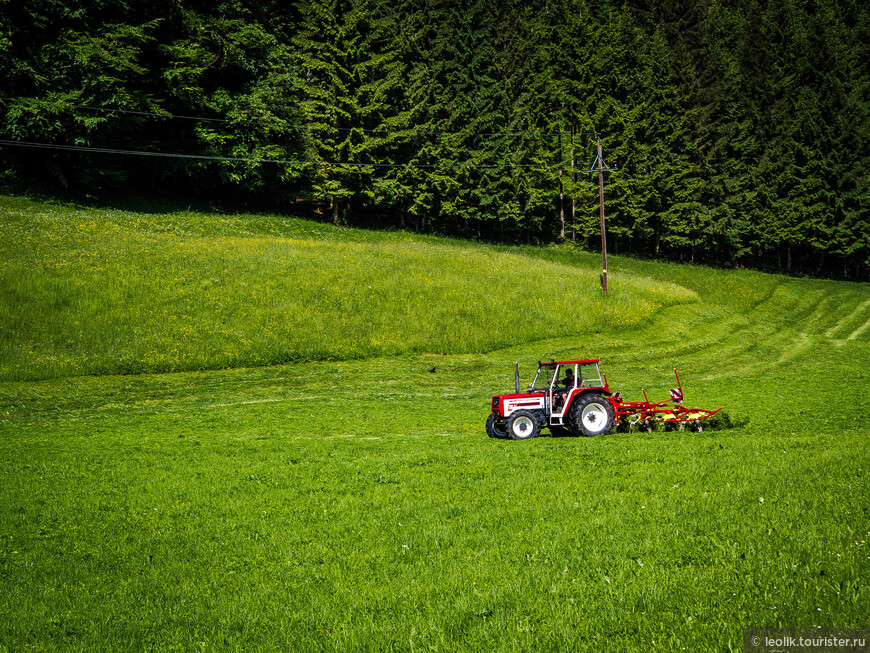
491 392 546 416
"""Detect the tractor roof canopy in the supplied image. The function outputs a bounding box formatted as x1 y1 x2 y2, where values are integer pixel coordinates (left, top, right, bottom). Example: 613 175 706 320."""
538 359 599 367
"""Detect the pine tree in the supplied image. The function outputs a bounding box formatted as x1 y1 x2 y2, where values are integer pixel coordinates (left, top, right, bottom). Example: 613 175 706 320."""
0 0 166 189
374 0 458 232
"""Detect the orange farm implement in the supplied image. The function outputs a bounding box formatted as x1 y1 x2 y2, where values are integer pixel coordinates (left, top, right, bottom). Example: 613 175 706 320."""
611 369 722 433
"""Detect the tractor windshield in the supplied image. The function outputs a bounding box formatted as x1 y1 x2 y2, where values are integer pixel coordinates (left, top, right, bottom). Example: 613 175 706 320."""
527 365 558 392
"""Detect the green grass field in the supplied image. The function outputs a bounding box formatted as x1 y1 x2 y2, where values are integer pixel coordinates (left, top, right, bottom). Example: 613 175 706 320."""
1 195 868 651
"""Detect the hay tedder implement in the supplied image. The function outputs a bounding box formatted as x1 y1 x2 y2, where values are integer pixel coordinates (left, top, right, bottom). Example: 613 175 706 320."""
487 359 721 440
611 368 721 433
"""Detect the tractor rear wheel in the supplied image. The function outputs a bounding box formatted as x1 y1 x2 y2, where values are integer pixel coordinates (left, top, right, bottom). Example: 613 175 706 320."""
570 394 615 437
506 410 540 440
486 413 508 438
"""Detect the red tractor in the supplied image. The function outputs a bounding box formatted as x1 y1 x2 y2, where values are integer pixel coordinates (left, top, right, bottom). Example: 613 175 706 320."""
487 359 719 440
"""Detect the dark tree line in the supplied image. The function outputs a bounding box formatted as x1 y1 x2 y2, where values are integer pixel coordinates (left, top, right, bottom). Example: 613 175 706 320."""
1 0 868 278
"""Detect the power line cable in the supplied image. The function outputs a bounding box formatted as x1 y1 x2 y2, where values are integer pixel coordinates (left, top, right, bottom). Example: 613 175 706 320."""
0 139 558 169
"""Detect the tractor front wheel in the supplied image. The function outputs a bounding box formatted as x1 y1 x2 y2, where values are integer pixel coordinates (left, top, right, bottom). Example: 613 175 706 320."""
570 394 615 437
506 410 540 440
486 413 508 438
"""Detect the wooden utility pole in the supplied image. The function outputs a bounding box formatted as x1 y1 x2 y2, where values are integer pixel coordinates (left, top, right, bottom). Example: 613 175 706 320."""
559 131 565 240
570 126 576 241
597 136 608 294
586 134 617 295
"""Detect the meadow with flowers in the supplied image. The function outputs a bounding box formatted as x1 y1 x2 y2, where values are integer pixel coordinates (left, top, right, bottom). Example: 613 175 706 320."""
1 195 868 651
0 196 697 382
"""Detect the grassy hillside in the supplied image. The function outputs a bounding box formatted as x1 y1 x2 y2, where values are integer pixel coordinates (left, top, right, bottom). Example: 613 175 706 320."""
1 196 868 651
0 196 696 381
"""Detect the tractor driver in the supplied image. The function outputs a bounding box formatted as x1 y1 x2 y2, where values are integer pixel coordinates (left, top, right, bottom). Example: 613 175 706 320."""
553 367 575 411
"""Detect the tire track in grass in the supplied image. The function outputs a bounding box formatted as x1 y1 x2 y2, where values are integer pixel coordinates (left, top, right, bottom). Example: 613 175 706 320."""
639 309 796 381
847 317 870 341
602 273 865 382
537 289 823 385
746 281 827 329
802 290 856 335
693 327 807 381
629 282 869 382
824 298 870 340
212 398 286 408
640 283 815 376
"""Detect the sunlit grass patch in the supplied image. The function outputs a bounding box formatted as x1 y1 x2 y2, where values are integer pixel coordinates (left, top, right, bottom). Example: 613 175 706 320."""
0 196 697 380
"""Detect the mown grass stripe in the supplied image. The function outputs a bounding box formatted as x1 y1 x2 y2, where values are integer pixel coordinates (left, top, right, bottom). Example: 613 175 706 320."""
847 317 870 341
824 298 870 339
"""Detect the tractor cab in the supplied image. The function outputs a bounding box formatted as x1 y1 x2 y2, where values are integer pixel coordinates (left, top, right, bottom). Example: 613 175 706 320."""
527 360 607 394
530 360 609 419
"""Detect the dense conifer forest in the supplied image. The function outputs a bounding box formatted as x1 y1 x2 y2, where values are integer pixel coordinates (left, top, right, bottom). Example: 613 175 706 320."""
1 0 868 278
